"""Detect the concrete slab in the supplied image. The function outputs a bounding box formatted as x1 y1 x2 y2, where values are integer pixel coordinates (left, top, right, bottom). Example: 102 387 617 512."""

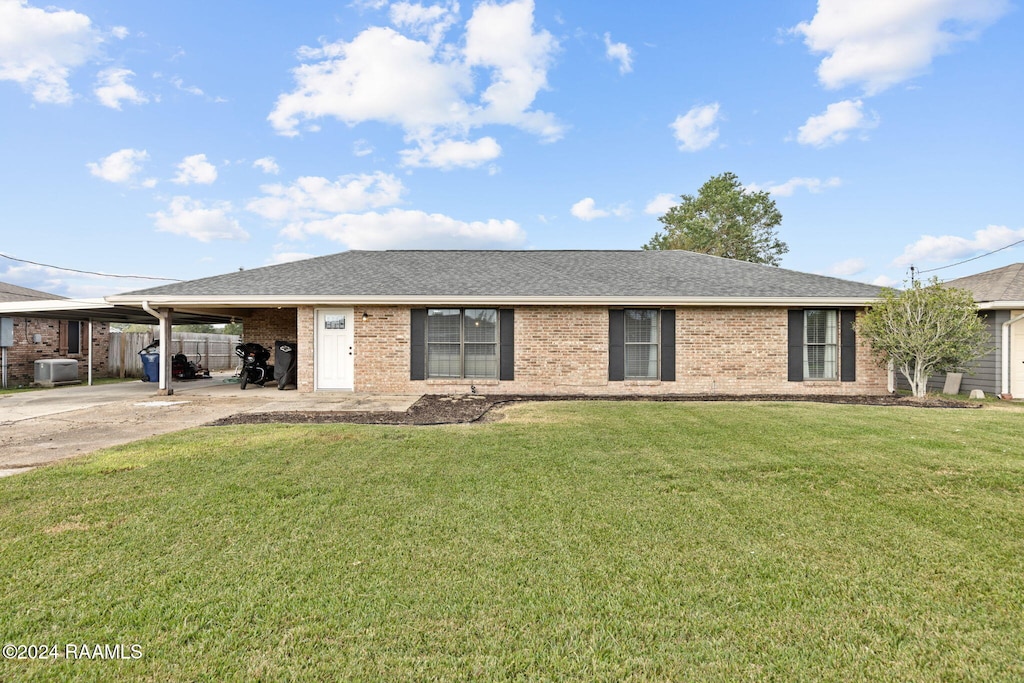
0 376 421 475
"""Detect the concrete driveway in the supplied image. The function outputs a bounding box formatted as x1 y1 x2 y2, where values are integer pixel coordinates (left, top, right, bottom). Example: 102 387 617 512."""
0 376 419 477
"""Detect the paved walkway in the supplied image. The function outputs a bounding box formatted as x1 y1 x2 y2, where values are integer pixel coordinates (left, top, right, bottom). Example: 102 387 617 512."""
0 376 419 477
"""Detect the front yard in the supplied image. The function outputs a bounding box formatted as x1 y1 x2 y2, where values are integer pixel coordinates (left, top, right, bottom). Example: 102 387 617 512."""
1 401 1022 680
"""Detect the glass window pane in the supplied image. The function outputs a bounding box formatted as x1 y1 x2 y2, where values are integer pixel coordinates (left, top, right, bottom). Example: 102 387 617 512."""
464 343 498 378
625 344 658 379
625 309 658 343
427 343 461 377
804 310 838 380
324 314 346 330
427 309 461 343
464 309 497 343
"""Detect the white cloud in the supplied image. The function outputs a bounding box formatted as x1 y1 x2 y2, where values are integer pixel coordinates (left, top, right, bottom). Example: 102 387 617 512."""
0 0 102 104
151 196 248 242
353 139 374 157
872 275 901 287
796 99 877 147
247 172 406 222
268 251 316 265
389 1 460 46
399 136 501 169
746 176 842 197
282 208 526 250
86 148 149 184
173 153 218 185
570 197 608 221
268 0 561 162
670 103 720 152
603 32 632 74
644 193 676 216
111 26 129 40
253 156 280 175
570 197 629 221
792 0 1010 95
826 257 867 277
893 224 1024 267
170 76 204 97
94 67 148 109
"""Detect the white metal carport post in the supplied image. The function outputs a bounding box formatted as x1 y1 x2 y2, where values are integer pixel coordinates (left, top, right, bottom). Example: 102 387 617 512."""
87 318 93 386
142 302 174 395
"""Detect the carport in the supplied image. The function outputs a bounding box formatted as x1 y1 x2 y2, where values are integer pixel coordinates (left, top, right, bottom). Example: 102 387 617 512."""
0 298 232 395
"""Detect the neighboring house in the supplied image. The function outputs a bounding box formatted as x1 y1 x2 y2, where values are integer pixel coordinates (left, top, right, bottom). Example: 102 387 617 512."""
924 263 1024 398
108 250 888 396
0 281 110 386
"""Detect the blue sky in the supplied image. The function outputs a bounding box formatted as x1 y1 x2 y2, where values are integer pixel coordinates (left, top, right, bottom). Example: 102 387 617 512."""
1 0 1021 297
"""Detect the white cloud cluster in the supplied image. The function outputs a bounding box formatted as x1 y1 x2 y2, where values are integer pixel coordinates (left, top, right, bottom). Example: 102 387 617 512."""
94 67 147 109
282 208 526 250
570 197 628 222
247 172 406 222
793 0 1010 95
253 156 280 175
151 197 248 242
746 176 842 197
248 170 524 249
792 0 1009 148
826 258 866 277
670 103 720 152
87 148 154 186
0 0 102 104
399 136 501 169
796 99 877 147
172 153 218 185
268 0 561 169
893 225 1024 267
644 193 676 216
603 33 632 74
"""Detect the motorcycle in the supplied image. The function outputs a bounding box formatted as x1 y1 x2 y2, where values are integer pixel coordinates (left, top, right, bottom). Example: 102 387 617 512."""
235 342 274 389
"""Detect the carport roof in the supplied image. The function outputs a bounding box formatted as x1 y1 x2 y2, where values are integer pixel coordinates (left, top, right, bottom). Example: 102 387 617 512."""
0 297 232 325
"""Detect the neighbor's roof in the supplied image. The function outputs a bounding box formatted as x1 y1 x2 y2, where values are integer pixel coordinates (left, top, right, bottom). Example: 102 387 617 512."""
111 250 882 307
0 280 66 304
946 263 1024 306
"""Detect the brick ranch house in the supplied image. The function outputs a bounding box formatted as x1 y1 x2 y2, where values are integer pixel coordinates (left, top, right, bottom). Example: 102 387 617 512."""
107 250 889 396
0 280 110 386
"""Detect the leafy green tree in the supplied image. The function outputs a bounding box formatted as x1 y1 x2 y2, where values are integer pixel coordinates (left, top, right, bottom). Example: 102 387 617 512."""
856 278 991 398
644 172 788 266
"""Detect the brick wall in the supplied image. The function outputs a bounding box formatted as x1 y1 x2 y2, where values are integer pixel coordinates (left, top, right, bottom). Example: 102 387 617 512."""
240 308 298 351
298 305 887 396
2 317 110 386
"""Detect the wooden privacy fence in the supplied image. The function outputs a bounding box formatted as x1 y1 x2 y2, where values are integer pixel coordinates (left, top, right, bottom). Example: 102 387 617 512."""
109 331 241 378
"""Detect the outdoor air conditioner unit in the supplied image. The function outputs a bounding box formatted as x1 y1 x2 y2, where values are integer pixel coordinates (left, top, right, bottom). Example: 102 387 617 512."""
34 359 80 387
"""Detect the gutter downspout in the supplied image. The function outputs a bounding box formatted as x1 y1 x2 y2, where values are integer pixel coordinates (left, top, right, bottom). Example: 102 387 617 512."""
1002 312 1024 397
141 301 174 395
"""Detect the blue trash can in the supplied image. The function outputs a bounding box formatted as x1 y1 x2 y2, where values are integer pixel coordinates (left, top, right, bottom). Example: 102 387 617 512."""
139 351 160 382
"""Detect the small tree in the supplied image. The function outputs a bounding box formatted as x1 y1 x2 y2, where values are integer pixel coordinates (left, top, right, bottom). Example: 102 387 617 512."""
644 172 789 266
856 278 991 398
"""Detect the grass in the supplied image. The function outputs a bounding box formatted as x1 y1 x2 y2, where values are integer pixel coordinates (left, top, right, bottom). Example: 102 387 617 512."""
1 401 1023 681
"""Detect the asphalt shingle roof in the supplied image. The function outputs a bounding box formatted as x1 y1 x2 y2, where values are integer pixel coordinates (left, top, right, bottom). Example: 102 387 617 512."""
0 280 65 304
946 263 1024 303
123 250 882 300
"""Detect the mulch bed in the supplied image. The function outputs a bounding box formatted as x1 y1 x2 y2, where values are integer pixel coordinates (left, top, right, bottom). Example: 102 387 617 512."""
210 393 980 427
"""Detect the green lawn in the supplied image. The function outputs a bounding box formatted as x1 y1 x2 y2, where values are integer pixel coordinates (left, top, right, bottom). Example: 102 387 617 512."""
2 401 1023 681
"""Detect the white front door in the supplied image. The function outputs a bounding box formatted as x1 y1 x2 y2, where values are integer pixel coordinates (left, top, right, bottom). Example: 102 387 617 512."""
1012 310 1024 399
316 308 354 390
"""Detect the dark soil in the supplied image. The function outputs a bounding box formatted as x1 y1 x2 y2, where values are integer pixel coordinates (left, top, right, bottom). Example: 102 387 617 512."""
210 392 980 427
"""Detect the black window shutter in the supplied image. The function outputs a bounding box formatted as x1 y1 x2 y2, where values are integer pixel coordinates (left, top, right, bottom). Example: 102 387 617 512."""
499 309 515 381
608 309 625 381
787 310 804 382
410 309 426 381
660 309 676 382
840 310 857 382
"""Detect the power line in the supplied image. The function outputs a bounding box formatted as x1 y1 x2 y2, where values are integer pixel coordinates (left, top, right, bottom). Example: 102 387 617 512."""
0 252 182 282
916 237 1024 275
